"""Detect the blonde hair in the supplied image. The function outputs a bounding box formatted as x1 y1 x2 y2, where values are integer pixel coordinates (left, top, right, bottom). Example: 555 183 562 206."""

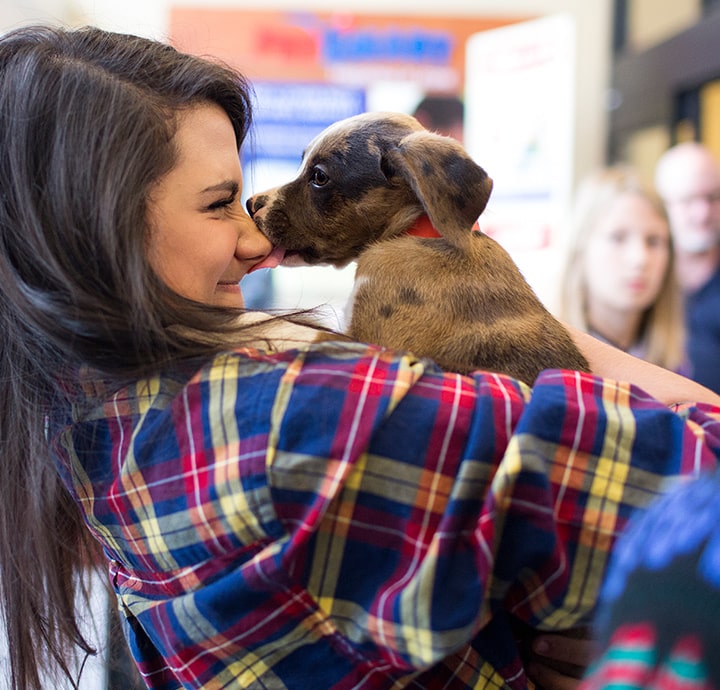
558 165 686 371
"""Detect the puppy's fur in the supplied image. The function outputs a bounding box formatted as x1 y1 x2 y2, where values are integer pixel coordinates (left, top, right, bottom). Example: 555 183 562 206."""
247 112 588 385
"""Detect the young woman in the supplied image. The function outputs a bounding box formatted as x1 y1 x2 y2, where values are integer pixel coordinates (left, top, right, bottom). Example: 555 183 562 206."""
0 25 719 690
558 166 686 373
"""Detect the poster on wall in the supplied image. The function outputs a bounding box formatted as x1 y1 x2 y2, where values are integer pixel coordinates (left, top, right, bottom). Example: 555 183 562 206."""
464 13 575 256
169 9 524 94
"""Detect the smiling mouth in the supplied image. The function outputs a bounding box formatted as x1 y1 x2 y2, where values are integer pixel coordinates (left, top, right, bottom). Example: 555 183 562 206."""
216 281 241 292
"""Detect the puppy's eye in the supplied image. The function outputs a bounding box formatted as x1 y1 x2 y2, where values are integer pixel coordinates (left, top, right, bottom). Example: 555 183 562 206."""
310 166 330 188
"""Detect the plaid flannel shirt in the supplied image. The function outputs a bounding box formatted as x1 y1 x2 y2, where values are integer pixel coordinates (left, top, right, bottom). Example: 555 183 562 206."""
54 341 720 690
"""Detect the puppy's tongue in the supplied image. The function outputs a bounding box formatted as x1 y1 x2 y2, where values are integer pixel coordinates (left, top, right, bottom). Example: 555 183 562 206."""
248 245 286 273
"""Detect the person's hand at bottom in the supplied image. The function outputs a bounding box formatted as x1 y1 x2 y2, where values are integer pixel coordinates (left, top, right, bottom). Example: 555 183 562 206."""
525 629 598 690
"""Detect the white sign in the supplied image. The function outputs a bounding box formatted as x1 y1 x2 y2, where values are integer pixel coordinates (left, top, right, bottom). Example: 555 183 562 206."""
465 13 575 254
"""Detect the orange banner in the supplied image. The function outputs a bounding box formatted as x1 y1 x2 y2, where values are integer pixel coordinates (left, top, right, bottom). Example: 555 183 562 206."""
170 9 527 92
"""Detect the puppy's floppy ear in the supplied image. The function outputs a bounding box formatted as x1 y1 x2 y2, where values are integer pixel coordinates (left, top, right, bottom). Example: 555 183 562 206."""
384 131 493 248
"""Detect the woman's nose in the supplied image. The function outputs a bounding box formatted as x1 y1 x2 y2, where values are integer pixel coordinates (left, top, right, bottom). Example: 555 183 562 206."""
236 209 272 259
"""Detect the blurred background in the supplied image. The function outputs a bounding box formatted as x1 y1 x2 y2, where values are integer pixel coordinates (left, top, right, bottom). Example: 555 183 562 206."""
1 2 719 684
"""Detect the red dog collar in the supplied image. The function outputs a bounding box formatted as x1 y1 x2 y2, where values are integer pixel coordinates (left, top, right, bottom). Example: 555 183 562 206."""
405 214 481 238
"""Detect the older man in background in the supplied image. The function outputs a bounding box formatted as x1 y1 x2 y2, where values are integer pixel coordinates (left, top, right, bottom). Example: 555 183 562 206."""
655 142 720 393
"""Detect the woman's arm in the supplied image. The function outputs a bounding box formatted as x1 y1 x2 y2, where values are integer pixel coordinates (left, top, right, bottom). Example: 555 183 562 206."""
568 325 720 408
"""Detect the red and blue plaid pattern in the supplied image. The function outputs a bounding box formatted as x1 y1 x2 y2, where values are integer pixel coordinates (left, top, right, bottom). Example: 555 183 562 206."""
54 342 720 689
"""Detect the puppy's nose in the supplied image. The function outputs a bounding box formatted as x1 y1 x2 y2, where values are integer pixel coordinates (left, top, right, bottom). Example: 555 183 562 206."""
246 194 266 217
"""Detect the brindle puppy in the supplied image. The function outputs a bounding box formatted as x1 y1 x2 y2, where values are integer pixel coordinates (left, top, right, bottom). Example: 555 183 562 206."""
247 112 588 385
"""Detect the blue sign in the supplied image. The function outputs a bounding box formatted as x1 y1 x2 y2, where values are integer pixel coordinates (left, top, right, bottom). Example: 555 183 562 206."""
246 81 366 167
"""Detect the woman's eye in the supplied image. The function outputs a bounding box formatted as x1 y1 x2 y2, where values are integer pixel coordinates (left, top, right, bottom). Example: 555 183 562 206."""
207 195 236 211
310 167 330 188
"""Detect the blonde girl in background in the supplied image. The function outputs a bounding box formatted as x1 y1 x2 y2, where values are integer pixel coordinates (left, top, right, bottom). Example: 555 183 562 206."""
558 165 686 372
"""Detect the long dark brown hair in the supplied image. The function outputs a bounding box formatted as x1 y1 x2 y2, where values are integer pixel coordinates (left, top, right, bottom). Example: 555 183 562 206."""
0 24 260 689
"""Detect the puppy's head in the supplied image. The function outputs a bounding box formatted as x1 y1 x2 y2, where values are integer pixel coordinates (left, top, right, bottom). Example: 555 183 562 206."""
247 111 493 267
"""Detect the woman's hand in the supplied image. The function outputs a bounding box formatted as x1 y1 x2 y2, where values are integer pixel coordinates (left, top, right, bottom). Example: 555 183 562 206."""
525 630 598 690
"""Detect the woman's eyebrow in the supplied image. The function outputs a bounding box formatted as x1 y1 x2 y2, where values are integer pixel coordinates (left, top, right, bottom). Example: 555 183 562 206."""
201 180 239 195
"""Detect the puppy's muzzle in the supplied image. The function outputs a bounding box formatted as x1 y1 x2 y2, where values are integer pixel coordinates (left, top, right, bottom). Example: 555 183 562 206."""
246 193 278 238
246 195 267 218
